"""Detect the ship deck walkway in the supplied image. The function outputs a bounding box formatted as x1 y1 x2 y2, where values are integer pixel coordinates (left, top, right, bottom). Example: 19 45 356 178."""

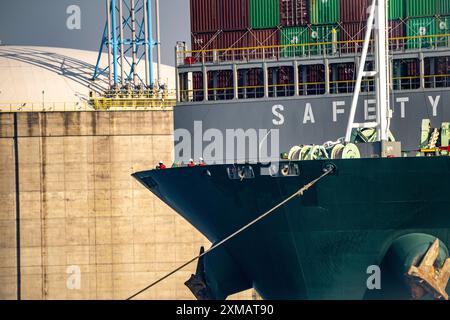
176 34 450 104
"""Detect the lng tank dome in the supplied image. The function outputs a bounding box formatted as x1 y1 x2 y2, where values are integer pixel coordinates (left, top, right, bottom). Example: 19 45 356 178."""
0 46 175 107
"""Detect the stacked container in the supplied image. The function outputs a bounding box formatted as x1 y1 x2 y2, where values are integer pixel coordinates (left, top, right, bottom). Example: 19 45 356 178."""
190 0 280 56
437 16 450 47
279 0 310 57
299 64 326 95
340 21 405 53
250 0 280 29
389 0 405 20
190 0 219 33
404 0 450 49
268 66 296 97
247 29 280 59
434 57 450 75
406 0 436 18
339 0 406 52
389 20 407 50
330 62 355 94
280 0 309 26
207 70 234 100
309 0 340 24
339 0 405 23
340 0 370 23
191 0 250 53
424 56 450 88
280 26 310 57
334 0 405 85
218 0 250 31
392 59 421 90
188 0 447 98
432 57 450 88
190 0 450 56
439 0 450 16
406 17 437 49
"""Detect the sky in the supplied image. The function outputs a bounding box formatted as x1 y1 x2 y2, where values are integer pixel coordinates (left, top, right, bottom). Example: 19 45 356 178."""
0 0 191 66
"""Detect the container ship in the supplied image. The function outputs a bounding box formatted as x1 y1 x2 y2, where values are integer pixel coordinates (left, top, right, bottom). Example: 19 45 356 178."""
133 0 450 300
174 0 450 156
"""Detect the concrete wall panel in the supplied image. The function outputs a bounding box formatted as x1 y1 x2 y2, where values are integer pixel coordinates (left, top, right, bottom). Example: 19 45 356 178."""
0 111 253 300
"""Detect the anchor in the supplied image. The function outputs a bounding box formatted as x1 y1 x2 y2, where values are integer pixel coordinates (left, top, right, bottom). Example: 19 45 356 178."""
184 247 214 300
407 239 450 300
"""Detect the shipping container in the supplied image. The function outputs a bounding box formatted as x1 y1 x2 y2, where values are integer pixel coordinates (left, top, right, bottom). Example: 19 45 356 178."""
278 66 295 84
338 0 405 23
309 24 340 55
280 0 309 26
437 16 450 33
388 0 405 20
425 56 450 75
208 70 234 100
392 58 421 90
305 64 324 83
193 72 204 101
280 26 310 57
405 60 420 76
406 17 438 49
435 56 450 75
218 0 250 31
389 20 406 50
340 0 370 23
330 63 352 83
250 0 280 29
309 0 340 25
424 56 450 88
247 68 264 86
340 22 369 54
340 20 405 53
299 64 326 95
191 29 281 63
193 70 235 101
218 30 250 61
268 66 295 97
280 25 338 57
238 68 265 99
191 32 220 62
330 62 355 93
339 0 402 23
190 0 219 33
437 16 450 47
439 0 450 15
191 32 219 51
406 0 437 18
247 29 280 59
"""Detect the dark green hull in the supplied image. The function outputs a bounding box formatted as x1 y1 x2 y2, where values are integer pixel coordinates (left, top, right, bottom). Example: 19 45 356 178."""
133 157 450 299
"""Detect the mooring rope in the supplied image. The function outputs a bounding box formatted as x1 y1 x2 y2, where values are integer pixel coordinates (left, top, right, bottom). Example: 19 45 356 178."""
126 167 334 300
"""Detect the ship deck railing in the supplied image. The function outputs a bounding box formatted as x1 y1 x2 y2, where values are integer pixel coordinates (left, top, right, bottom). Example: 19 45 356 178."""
177 34 450 67
179 73 450 103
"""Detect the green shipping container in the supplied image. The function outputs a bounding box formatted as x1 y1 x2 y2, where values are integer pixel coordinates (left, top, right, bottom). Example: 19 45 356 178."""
388 0 405 20
437 16 450 47
406 17 437 49
250 0 280 29
280 25 339 57
280 27 310 57
309 25 340 54
406 0 437 18
438 0 450 15
309 0 340 25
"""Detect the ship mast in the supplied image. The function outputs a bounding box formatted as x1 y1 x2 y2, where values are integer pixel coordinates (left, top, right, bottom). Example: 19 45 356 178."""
345 0 391 142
